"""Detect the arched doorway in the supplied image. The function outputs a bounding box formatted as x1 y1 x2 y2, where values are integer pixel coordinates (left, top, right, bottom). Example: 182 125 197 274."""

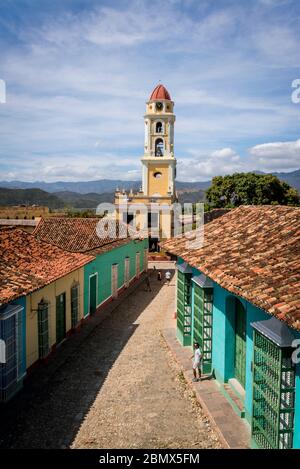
234 298 246 388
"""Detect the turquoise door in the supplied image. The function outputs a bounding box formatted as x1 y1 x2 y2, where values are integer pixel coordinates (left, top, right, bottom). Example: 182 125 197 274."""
89 275 97 314
234 300 246 388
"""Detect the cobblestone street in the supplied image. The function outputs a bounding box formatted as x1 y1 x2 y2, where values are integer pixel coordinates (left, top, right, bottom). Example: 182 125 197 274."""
0 264 221 449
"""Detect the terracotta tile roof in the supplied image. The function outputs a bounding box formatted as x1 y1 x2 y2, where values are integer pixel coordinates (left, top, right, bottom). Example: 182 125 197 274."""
0 227 94 305
33 217 136 254
149 84 171 101
162 205 300 330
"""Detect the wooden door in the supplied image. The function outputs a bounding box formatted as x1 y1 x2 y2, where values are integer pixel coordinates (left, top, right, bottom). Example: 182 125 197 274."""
89 275 97 314
124 257 130 287
111 264 118 298
56 292 66 344
234 300 246 388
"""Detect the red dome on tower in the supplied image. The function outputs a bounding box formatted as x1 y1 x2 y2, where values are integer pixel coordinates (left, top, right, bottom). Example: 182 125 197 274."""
149 84 171 101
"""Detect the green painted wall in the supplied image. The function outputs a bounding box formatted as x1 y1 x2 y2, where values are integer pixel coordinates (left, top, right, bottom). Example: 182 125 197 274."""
83 239 148 316
176 261 300 448
294 361 300 448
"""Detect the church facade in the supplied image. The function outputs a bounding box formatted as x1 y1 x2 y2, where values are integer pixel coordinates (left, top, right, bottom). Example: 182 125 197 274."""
115 84 177 249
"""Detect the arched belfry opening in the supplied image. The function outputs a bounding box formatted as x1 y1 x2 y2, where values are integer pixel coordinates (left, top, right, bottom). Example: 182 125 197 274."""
156 122 163 134
155 138 164 156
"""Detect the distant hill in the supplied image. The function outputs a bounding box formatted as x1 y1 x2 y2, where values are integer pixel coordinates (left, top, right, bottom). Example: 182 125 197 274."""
273 169 300 192
176 181 211 190
177 189 206 204
54 191 114 208
0 179 140 194
0 178 211 194
0 187 65 209
0 186 206 210
0 169 298 209
0 171 298 194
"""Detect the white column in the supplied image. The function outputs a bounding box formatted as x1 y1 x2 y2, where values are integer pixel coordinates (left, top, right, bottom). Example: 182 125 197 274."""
142 162 148 195
148 119 152 155
144 119 149 154
168 164 173 194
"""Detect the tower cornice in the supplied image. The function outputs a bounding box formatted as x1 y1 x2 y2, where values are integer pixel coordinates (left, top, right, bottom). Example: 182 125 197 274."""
144 113 176 119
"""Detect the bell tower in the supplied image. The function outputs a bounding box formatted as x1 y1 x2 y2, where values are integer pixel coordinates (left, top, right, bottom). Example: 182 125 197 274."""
142 84 176 199
114 84 177 243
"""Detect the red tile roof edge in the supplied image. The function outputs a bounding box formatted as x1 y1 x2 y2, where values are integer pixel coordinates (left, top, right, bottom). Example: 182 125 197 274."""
0 227 95 305
33 217 144 254
161 205 300 331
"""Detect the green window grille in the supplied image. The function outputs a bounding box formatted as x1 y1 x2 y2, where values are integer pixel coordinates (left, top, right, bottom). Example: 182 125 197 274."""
252 330 296 449
37 300 49 359
177 270 192 346
193 284 213 374
56 293 66 344
0 304 24 402
71 284 79 328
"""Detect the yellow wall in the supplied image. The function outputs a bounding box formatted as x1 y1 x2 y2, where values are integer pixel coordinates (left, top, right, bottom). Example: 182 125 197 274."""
115 195 173 205
0 206 49 219
148 164 170 196
160 210 172 239
26 267 84 368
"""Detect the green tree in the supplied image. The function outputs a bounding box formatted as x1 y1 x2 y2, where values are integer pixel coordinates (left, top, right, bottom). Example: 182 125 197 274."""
206 173 300 208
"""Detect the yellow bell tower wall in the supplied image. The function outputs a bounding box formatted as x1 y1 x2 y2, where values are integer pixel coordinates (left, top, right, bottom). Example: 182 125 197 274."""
147 163 170 197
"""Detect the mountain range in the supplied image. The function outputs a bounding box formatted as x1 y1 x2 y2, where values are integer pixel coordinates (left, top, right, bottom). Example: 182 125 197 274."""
0 170 299 194
0 170 299 209
0 178 211 194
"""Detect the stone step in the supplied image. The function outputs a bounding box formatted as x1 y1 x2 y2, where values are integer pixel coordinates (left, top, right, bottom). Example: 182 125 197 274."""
223 383 245 418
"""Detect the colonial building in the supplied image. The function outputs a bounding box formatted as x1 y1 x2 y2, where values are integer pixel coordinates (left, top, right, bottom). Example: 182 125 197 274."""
163 205 300 449
115 84 177 250
33 217 148 316
0 227 93 402
0 218 148 402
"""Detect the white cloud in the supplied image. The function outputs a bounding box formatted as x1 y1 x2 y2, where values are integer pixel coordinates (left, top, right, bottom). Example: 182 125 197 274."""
249 139 300 171
176 147 244 181
1 0 300 182
176 139 300 181
211 148 240 160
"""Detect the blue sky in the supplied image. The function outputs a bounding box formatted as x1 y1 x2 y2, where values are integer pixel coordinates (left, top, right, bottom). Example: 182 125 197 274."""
0 0 300 182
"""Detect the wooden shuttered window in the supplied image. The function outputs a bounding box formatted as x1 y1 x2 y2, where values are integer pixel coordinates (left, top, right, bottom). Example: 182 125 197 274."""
38 300 50 359
177 270 192 346
71 284 79 328
252 330 296 449
193 284 213 374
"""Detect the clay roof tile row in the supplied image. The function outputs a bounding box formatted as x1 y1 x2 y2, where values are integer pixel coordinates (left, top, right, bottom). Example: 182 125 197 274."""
162 205 300 330
0 227 94 304
33 217 135 254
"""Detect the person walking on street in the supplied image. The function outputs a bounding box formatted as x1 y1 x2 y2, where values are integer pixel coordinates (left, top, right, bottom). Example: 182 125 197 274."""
165 270 171 286
191 342 202 382
145 274 152 292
